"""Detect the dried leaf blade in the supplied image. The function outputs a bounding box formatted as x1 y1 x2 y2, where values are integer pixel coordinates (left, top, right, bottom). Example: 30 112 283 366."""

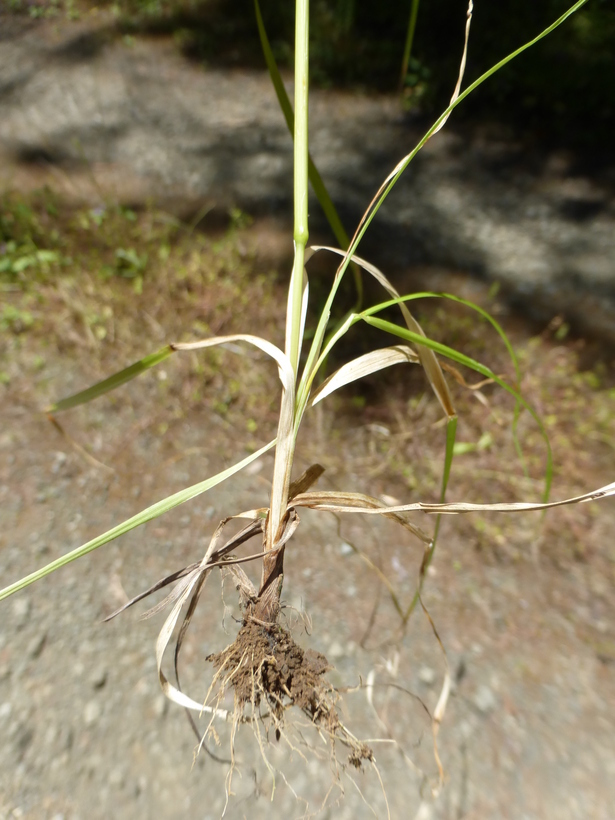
312 346 419 406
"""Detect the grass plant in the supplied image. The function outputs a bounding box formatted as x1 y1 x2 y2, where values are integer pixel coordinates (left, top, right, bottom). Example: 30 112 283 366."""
1 0 614 811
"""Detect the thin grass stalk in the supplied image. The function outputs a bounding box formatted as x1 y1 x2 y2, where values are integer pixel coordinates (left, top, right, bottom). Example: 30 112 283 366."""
399 0 421 89
288 0 310 374
262 0 311 609
254 0 362 307
301 0 587 397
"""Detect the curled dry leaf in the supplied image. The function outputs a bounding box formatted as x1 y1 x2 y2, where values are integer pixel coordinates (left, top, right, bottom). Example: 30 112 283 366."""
292 482 615 517
311 346 419 406
310 246 455 418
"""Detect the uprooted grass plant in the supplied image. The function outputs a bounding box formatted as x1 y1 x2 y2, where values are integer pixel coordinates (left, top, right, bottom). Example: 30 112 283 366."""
1 0 614 812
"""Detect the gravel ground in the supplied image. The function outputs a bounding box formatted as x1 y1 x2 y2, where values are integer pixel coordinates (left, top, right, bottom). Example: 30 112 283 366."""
1 320 615 819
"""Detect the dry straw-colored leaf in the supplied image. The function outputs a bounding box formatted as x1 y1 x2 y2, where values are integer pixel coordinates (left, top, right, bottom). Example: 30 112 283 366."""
311 346 419 405
310 246 455 418
292 482 615 516
174 334 296 548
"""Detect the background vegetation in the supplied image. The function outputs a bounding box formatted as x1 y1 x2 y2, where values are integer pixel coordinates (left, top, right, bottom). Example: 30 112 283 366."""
9 0 613 150
95 0 615 152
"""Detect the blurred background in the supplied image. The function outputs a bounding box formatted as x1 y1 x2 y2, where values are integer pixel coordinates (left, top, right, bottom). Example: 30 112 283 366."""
0 1 614 818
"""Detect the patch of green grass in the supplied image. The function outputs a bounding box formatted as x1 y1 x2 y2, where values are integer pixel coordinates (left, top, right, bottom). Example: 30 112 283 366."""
0 191 284 430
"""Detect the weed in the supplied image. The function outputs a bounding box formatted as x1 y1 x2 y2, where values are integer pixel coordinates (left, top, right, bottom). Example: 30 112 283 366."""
1 0 614 814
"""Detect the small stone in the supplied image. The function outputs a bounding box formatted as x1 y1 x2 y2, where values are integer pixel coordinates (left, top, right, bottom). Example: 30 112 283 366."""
51 452 67 474
328 641 344 660
58 726 73 751
12 598 30 629
459 719 474 740
474 684 497 714
109 766 125 787
339 542 353 557
84 700 102 726
27 633 46 659
418 666 436 686
90 667 108 689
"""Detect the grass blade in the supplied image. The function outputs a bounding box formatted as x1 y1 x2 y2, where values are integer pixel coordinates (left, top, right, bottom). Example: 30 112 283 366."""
0 440 276 602
361 314 553 501
48 345 174 412
399 0 421 89
291 490 431 544
405 416 458 622
303 0 589 384
311 345 418 405
294 481 615 516
309 247 456 417
173 334 294 392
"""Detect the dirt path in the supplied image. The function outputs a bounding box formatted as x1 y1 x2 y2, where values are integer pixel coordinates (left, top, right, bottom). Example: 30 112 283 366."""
1 238 614 818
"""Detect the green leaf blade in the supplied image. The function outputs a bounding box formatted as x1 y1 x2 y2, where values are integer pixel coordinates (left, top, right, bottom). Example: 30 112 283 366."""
363 314 553 502
0 440 276 602
48 346 174 413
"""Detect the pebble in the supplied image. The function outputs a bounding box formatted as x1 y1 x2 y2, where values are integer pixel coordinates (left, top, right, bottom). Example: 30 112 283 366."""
418 666 437 686
328 641 345 660
27 633 46 659
12 598 30 629
109 766 125 787
152 695 168 718
51 452 67 474
339 542 353 557
474 684 498 714
459 718 474 740
90 667 108 689
84 700 102 726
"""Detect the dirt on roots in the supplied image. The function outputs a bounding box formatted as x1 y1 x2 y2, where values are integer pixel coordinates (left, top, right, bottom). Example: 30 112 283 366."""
206 618 374 768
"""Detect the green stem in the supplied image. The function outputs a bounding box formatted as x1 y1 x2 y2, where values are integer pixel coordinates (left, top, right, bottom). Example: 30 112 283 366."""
254 0 362 306
399 0 421 89
287 0 310 376
266 0 310 559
